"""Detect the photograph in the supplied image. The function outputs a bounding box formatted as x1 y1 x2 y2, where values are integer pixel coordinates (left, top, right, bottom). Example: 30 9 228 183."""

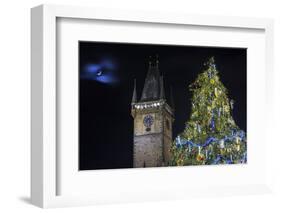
26 2 277 210
79 41 247 170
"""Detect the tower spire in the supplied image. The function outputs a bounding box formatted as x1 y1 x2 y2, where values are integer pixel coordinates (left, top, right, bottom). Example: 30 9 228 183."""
160 76 165 99
132 79 137 104
156 54 159 69
149 56 152 68
140 55 161 101
170 86 175 110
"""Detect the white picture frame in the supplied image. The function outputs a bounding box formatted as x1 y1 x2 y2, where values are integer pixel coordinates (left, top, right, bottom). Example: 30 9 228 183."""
31 4 274 208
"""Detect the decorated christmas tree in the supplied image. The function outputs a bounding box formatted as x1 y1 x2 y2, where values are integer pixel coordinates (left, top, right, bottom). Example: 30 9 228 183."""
170 57 247 166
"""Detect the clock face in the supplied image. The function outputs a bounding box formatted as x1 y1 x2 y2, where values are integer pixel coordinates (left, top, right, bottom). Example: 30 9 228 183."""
143 115 154 128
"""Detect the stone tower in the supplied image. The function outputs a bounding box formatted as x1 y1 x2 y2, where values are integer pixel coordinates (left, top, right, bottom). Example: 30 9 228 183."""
131 56 174 168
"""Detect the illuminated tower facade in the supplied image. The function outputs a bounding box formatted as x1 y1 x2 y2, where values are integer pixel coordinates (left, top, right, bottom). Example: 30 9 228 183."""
131 57 174 168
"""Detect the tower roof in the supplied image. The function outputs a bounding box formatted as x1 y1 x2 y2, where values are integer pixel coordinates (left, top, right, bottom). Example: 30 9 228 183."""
140 56 163 102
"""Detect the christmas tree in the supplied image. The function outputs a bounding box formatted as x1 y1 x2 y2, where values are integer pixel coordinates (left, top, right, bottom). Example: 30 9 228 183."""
170 57 247 166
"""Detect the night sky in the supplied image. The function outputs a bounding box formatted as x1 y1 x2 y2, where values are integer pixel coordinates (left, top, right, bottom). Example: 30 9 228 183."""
79 41 247 170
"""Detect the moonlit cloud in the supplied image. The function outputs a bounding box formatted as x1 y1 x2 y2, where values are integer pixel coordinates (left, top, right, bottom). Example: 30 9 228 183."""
81 58 119 85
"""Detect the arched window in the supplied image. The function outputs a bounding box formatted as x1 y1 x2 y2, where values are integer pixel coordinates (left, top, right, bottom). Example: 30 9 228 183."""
166 119 170 130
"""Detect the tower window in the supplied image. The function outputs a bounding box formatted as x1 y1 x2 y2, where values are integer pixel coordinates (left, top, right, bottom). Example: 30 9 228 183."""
166 119 170 130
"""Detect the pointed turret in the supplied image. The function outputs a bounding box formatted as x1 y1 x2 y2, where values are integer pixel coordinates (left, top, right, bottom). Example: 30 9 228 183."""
169 86 175 110
132 79 137 104
160 76 165 99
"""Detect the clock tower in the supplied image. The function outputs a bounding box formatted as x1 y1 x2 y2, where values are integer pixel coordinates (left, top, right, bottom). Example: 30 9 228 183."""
131 57 174 168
